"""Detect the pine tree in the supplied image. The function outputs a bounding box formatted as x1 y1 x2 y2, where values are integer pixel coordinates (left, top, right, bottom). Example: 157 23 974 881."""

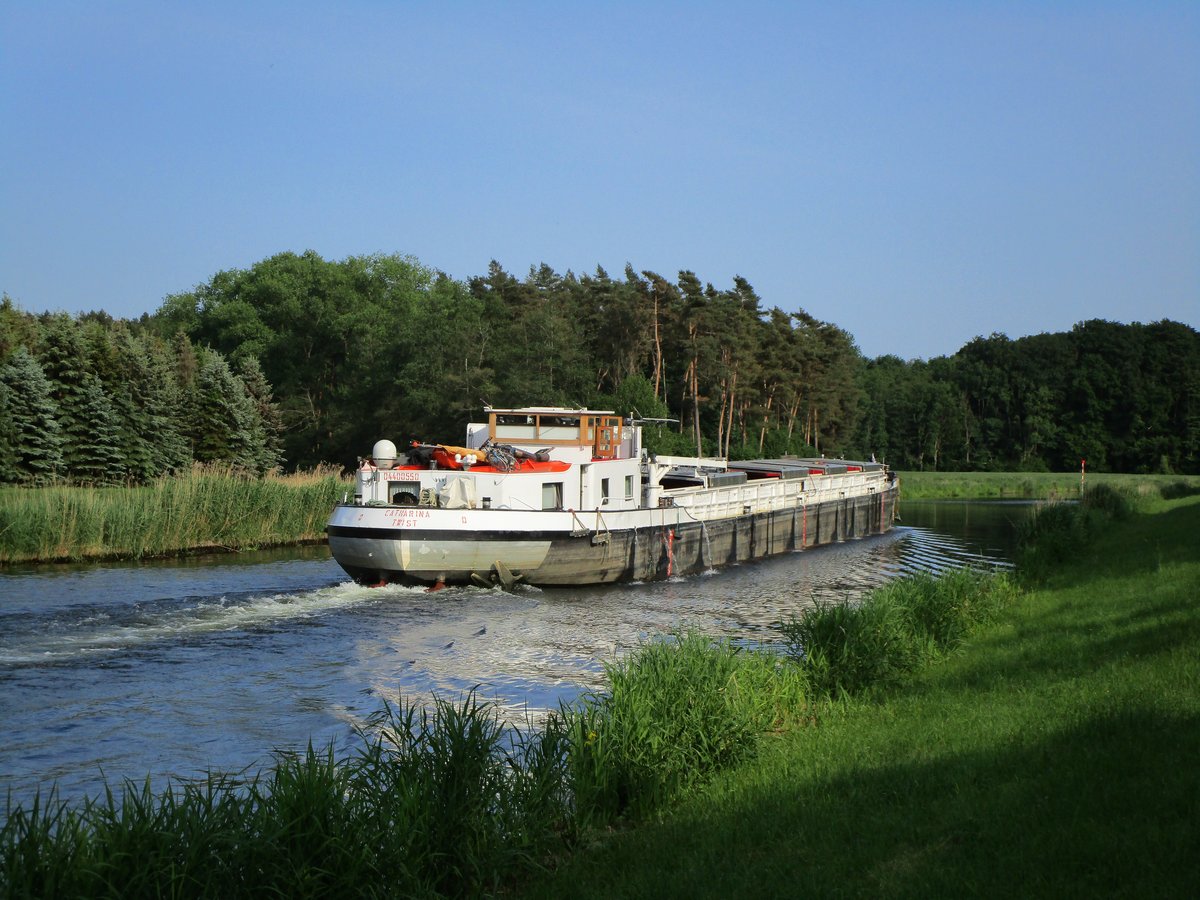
172 331 202 466
173 331 198 392
190 351 237 464
0 377 20 481
1 294 38 361
107 327 159 482
0 347 65 483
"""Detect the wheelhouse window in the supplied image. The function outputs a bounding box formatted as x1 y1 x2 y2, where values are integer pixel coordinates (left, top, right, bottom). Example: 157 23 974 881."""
541 482 563 510
539 416 581 442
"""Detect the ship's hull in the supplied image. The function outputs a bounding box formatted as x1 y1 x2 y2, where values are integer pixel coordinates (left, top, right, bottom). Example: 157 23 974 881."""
327 482 899 587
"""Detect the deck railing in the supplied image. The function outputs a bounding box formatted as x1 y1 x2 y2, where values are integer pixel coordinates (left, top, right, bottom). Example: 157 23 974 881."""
670 471 885 522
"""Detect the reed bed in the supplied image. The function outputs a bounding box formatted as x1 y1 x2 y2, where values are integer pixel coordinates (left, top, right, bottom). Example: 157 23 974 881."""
2 694 572 900
1013 481 1149 584
0 466 349 564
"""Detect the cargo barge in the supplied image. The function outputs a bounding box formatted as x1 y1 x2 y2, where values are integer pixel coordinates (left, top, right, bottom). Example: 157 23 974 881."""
326 407 899 588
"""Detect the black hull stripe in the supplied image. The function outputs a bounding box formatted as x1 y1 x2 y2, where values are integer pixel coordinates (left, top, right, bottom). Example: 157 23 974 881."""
326 525 566 542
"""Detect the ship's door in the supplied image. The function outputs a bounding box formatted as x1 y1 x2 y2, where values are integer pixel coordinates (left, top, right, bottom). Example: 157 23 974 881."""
594 417 619 459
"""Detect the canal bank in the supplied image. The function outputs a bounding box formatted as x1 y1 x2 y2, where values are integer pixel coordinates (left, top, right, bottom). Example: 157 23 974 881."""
518 493 1200 899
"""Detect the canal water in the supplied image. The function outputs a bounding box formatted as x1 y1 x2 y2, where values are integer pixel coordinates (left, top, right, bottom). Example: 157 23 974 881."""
0 500 1030 809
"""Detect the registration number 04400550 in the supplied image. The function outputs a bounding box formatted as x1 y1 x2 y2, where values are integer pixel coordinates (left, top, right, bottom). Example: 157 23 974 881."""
383 470 421 481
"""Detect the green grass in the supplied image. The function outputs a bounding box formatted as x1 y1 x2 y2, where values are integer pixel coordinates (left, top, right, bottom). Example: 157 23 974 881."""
0 466 349 564
518 492 1200 899
896 469 1200 500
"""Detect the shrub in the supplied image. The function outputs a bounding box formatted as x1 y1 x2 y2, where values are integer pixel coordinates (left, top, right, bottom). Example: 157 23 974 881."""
1014 501 1089 583
1016 483 1149 583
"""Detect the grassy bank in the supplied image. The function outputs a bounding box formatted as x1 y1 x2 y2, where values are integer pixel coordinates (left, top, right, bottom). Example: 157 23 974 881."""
521 490 1200 897
4 488 1196 897
896 468 1200 500
0 466 348 564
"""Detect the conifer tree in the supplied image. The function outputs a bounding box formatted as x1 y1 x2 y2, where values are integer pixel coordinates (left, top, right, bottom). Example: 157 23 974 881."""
0 347 65 483
37 313 93 479
0 377 19 481
237 356 285 473
190 350 238 465
191 350 272 473
104 326 159 481
143 336 193 475
173 331 199 392
1 295 38 360
173 331 201 463
69 373 126 484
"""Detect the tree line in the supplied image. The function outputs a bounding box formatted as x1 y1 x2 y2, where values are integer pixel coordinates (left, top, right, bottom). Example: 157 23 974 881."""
1 249 1196 484
0 300 281 485
859 320 1199 473
149 251 864 470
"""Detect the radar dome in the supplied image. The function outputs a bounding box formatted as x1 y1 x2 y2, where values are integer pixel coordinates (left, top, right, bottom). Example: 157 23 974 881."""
371 439 398 469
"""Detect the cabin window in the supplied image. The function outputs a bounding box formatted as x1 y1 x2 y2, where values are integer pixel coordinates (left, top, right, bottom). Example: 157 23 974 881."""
601 477 610 504
625 475 634 500
541 482 563 510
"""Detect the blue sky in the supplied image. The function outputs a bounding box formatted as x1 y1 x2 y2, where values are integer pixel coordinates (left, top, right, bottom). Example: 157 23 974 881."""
2 1 1196 360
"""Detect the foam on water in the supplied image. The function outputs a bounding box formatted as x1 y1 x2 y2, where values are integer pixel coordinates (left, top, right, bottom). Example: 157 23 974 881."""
0 580 412 665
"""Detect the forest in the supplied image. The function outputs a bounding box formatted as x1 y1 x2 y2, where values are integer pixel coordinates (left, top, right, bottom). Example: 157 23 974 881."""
1 249 1197 485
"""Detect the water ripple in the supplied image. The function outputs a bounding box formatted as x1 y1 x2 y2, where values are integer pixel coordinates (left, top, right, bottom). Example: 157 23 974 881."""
0 503 1029 809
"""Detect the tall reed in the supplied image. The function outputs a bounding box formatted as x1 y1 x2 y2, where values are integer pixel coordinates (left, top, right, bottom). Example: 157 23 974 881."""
0 465 348 564
557 632 810 826
1 693 572 899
